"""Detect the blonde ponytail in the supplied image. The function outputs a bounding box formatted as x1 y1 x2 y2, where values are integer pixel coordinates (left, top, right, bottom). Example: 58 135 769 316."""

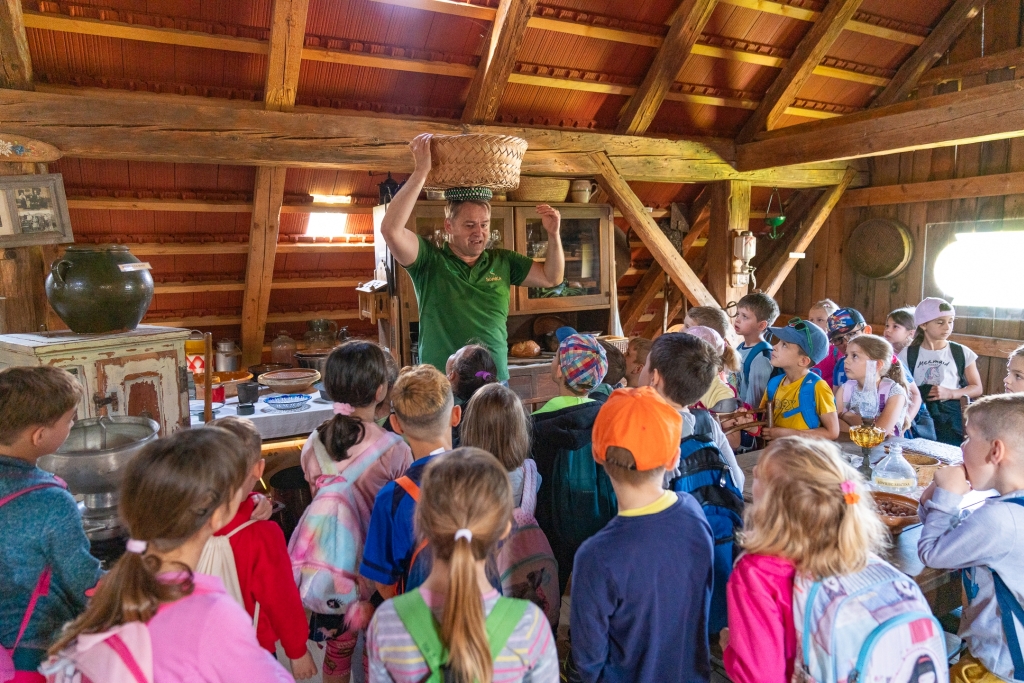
415 448 514 683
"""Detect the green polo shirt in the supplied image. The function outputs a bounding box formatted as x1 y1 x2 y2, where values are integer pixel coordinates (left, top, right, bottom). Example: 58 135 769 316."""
406 235 533 380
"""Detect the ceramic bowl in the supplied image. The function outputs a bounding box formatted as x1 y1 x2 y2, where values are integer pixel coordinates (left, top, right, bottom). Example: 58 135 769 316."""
871 492 920 534
189 400 224 419
247 363 291 381
259 369 320 394
265 394 312 411
313 381 331 401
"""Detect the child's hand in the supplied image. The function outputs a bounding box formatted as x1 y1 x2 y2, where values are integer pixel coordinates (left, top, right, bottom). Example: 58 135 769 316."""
933 464 971 495
919 482 937 506
762 427 793 441
929 385 956 401
290 651 318 680
250 494 273 522
719 627 730 651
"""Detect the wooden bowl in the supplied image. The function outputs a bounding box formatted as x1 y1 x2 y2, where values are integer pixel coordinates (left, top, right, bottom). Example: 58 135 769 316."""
904 453 941 487
259 368 321 395
194 370 252 399
871 492 920 534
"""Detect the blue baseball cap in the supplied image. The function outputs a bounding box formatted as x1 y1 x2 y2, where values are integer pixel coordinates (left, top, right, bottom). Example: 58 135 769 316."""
555 326 578 343
768 317 829 365
827 307 866 341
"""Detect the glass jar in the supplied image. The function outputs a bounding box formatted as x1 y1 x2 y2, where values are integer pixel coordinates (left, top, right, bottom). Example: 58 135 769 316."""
872 445 917 493
271 331 297 367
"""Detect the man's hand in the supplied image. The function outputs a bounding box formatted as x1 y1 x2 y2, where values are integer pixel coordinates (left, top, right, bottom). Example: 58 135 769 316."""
536 204 561 235
933 463 971 495
290 651 318 680
410 133 432 177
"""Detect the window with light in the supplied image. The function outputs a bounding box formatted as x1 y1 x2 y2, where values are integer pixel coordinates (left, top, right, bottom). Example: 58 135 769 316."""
933 230 1024 308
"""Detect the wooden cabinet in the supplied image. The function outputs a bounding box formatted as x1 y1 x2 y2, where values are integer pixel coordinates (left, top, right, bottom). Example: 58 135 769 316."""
373 201 615 366
0 325 190 435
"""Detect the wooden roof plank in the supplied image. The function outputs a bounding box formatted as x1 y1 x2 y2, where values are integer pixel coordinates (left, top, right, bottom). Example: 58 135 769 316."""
462 0 539 124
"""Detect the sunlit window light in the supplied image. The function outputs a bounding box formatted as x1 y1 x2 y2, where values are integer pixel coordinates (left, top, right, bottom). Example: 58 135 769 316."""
305 212 349 238
311 194 353 204
933 231 1024 308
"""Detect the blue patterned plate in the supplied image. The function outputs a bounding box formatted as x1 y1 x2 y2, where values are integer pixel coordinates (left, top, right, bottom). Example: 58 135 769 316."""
265 394 312 411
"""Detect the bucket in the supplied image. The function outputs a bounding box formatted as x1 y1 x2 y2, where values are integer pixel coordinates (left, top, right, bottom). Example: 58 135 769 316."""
269 466 312 541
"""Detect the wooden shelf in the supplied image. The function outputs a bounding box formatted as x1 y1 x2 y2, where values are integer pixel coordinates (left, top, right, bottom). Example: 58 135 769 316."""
153 277 363 294
146 308 360 329
127 242 373 256
66 196 378 214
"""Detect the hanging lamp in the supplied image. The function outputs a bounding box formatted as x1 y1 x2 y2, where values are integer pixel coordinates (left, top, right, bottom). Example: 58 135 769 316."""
764 187 786 240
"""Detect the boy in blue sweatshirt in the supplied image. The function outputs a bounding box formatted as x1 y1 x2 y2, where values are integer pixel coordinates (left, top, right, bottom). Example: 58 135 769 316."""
0 367 102 675
570 386 714 683
918 393 1024 682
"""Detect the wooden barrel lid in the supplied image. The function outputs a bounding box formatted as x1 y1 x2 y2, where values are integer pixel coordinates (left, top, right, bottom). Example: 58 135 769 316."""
845 218 914 279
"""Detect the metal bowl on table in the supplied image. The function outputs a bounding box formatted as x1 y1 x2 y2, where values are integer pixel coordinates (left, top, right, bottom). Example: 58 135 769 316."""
294 351 330 375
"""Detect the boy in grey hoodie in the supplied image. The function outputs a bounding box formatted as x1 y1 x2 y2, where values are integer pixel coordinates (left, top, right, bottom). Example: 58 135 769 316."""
918 393 1024 681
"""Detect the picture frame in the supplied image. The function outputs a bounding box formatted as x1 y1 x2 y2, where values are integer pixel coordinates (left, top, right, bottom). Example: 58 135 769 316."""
0 173 74 248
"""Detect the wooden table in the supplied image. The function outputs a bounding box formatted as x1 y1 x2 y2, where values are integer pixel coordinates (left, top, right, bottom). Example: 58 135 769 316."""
734 440 964 617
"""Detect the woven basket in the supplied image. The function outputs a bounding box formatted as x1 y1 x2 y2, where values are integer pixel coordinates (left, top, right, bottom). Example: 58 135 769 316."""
425 134 528 191
509 177 570 203
845 218 914 279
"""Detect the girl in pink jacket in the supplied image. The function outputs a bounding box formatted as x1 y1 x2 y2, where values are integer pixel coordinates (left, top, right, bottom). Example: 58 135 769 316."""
723 436 886 683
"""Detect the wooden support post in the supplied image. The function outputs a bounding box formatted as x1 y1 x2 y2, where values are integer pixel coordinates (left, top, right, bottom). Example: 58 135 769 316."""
461 0 538 124
619 262 664 333
870 0 985 108
615 0 717 135
264 0 310 112
0 0 33 90
590 152 717 307
241 167 288 368
759 168 856 296
735 0 863 142
707 180 751 308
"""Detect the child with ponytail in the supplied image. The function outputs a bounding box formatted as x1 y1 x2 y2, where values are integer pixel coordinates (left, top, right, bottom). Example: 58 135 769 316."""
835 334 911 437
293 340 413 683
44 428 292 682
367 448 558 683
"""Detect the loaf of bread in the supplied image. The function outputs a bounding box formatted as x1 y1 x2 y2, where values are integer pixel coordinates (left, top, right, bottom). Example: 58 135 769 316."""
510 340 542 358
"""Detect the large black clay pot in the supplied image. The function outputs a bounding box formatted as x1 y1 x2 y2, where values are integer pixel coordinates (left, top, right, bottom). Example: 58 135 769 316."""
46 245 154 333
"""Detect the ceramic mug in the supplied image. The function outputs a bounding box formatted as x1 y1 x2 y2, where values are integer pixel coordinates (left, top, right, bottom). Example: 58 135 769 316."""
570 179 599 203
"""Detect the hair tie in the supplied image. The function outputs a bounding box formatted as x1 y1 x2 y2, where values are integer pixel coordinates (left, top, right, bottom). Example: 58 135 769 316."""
840 480 860 505
475 371 493 380
125 539 147 554
454 528 473 543
333 402 355 416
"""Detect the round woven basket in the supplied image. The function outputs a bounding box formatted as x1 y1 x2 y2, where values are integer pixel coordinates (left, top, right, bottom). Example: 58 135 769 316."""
509 177 570 203
424 134 528 191
845 218 914 279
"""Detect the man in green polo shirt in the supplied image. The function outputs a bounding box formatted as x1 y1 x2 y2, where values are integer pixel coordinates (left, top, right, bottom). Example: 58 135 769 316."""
380 133 565 380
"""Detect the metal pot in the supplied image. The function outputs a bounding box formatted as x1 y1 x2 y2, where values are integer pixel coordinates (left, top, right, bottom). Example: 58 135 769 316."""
295 351 330 375
45 245 154 333
38 416 160 511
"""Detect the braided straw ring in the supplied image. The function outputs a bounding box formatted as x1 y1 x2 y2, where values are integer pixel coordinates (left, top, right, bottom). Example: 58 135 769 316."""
424 134 528 191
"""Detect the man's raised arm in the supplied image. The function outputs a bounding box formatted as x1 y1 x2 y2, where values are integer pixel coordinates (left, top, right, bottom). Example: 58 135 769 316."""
380 133 432 267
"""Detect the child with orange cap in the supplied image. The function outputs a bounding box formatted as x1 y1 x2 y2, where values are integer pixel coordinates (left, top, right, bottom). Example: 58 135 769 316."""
569 387 715 683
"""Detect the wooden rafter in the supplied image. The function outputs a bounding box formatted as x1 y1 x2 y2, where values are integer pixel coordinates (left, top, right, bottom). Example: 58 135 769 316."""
616 0 717 135
590 152 717 307
736 77 1024 170
758 168 856 296
462 0 538 124
264 0 310 112
620 262 665 333
706 180 751 307
240 167 288 367
736 0 864 143
1 0 33 89
838 170 1024 208
920 45 1024 87
0 88 869 188
870 0 985 108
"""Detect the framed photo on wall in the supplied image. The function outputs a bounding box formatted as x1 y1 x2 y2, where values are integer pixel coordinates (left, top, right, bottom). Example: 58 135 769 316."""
0 174 74 248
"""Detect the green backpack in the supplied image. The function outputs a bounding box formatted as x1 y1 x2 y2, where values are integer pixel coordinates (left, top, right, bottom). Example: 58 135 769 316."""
391 589 530 682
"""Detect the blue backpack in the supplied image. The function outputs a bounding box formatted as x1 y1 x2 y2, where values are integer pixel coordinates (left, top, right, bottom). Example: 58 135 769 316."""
741 341 773 390
984 498 1024 680
668 409 744 634
766 372 821 429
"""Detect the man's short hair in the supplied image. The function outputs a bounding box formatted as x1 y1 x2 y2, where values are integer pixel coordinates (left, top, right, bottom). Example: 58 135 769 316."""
965 394 1024 454
445 200 490 222
207 416 263 469
736 292 780 325
0 366 83 445
648 333 718 407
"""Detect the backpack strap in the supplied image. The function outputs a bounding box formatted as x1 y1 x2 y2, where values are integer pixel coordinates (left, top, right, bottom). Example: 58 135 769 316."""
395 476 420 502
104 633 151 683
691 408 715 438
950 341 968 388
742 341 772 382
485 597 530 659
766 373 784 404
224 518 259 539
519 459 538 517
906 344 920 377
770 374 820 429
988 498 1024 680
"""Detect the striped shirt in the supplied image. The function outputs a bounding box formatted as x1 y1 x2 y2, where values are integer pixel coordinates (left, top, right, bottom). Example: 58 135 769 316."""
367 587 559 683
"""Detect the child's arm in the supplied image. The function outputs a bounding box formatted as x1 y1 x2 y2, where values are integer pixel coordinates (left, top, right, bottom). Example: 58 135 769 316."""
44 491 103 611
918 466 1010 570
872 391 907 436
746 354 773 408
568 551 614 683
931 360 984 400
724 557 792 683
764 413 840 441
906 380 922 420
251 525 316 668
835 386 855 433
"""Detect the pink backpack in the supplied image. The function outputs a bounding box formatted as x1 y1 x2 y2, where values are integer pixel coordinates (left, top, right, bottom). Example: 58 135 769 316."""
1 482 66 683
494 459 560 628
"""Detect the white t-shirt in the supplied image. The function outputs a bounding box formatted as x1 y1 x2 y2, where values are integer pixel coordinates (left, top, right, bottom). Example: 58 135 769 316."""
898 343 978 390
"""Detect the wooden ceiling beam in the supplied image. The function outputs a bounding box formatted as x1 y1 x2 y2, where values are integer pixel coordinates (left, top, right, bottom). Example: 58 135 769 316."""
591 151 717 307
1 0 33 89
920 45 1024 87
758 168 856 296
620 262 665 333
736 77 1024 170
837 169 1024 208
870 0 985 108
736 0 863 142
706 179 751 307
126 242 372 256
264 0 310 112
616 0 718 135
240 167 288 368
462 0 538 124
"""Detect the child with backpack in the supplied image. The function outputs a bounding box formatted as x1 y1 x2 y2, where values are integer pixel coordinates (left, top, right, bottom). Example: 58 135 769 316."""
570 387 715 683
460 383 559 627
642 332 743 636
0 367 101 682
725 436 947 683
204 416 316 680
761 318 840 441
531 333 609 595
360 365 461 599
918 394 1024 683
446 343 498 445
291 341 413 683
680 305 742 394
43 428 293 682
733 292 780 410
683 326 740 413
884 307 917 355
366 448 558 683
807 299 839 333
835 334 911 437
1006 344 1024 394
899 297 983 445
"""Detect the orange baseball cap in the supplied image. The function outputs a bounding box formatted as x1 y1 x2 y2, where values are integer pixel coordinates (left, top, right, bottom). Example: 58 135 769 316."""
592 386 683 471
